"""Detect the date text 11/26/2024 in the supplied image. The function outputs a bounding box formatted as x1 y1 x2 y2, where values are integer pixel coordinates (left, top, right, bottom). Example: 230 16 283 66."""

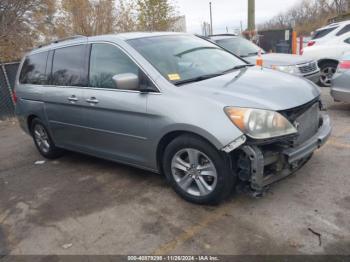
127 256 220 261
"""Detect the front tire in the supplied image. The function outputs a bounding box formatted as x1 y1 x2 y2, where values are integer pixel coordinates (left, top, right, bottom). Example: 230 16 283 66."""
31 118 64 159
163 135 236 205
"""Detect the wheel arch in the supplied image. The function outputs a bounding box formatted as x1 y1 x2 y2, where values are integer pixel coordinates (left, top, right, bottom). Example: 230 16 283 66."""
156 130 224 174
318 59 339 68
27 114 39 134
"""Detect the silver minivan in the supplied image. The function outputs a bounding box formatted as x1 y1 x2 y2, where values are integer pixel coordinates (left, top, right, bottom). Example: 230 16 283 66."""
15 33 332 204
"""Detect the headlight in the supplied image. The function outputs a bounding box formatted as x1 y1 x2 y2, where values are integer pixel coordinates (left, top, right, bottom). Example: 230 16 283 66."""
273 65 299 75
224 107 297 139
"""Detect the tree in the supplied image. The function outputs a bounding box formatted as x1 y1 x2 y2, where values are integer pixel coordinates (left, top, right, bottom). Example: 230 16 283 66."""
0 0 56 62
94 0 116 35
57 0 116 36
332 0 348 13
259 0 350 35
0 0 179 62
115 0 138 32
136 0 177 31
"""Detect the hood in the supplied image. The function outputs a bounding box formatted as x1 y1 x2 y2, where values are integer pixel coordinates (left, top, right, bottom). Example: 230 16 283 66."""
244 53 313 67
183 67 320 111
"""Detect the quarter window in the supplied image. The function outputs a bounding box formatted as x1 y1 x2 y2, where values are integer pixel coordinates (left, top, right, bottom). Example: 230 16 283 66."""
89 44 140 89
19 52 49 85
52 45 87 86
336 25 350 36
312 27 337 40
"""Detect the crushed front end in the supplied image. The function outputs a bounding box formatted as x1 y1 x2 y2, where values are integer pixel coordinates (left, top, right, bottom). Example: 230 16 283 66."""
231 99 332 193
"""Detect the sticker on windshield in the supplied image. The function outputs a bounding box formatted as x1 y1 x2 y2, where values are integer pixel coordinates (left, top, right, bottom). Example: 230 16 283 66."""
168 74 181 81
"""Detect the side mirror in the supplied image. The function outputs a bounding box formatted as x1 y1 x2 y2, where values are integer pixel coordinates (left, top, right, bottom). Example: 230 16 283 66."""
112 73 139 90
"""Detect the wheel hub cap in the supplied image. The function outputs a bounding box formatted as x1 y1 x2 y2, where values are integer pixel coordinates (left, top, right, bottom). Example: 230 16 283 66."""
33 125 50 153
171 148 217 197
320 66 336 86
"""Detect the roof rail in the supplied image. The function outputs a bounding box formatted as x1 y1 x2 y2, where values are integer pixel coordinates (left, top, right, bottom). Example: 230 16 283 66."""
37 35 87 49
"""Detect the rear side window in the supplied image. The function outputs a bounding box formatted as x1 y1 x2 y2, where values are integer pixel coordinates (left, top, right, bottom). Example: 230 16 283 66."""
52 45 87 86
312 27 337 40
336 25 350 36
89 43 139 89
19 52 49 84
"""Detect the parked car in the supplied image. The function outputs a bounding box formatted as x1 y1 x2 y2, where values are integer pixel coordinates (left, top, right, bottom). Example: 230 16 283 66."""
307 20 350 47
331 52 350 103
15 33 331 204
303 30 350 87
207 34 321 84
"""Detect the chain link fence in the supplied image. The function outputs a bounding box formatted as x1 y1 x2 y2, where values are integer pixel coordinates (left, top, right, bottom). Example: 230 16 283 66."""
0 62 20 120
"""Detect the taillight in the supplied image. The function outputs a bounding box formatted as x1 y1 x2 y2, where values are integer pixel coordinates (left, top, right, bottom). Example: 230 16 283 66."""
307 41 316 47
339 60 350 70
12 90 17 104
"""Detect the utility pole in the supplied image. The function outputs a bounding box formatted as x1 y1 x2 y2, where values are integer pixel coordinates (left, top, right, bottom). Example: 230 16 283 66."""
209 2 213 35
248 0 255 31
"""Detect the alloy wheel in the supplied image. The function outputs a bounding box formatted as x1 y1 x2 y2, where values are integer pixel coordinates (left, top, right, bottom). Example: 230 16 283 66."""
33 124 51 154
320 66 336 87
171 148 218 197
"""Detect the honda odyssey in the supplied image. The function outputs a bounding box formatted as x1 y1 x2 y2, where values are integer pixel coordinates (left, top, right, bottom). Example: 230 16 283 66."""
15 33 332 204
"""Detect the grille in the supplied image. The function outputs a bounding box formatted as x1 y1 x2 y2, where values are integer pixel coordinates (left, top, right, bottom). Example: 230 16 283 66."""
293 103 320 146
297 61 318 75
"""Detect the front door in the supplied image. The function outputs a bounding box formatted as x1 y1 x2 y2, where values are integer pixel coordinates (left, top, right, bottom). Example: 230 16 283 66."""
79 43 155 167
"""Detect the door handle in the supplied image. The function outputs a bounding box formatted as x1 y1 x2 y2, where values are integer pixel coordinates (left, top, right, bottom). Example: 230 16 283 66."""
68 95 78 103
86 97 99 104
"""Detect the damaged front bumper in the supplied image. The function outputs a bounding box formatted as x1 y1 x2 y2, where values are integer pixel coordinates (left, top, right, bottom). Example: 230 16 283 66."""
234 113 332 192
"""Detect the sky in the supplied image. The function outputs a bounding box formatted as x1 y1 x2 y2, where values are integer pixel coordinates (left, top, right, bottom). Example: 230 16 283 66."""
176 0 302 34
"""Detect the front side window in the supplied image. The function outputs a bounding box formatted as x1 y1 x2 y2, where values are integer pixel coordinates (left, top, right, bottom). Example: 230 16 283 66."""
216 37 264 57
128 35 246 85
89 44 139 89
52 45 87 86
19 52 49 84
312 27 337 40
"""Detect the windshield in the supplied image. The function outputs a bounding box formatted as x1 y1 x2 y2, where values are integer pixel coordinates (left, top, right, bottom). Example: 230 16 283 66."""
128 35 246 84
216 37 264 57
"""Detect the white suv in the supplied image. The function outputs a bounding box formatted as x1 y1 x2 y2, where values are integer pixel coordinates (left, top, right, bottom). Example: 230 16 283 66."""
303 21 350 86
307 20 350 47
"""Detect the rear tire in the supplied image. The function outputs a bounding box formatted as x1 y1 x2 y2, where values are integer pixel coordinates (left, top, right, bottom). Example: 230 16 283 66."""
318 61 337 87
163 135 236 205
31 118 64 159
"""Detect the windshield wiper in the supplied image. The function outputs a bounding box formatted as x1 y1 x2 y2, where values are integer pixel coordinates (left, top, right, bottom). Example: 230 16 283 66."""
175 47 218 57
222 64 254 74
174 65 254 85
174 73 224 86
